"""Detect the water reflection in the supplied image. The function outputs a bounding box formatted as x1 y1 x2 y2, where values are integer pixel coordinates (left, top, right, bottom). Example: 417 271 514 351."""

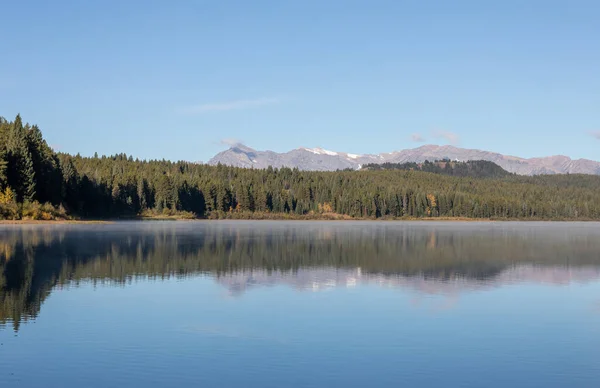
217 265 600 297
1 221 600 331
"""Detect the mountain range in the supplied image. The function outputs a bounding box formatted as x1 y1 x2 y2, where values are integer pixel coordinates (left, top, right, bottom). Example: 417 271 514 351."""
208 144 600 176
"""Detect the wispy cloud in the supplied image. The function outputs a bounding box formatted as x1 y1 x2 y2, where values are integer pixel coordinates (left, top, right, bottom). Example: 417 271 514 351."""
590 131 600 140
220 138 243 147
180 97 280 114
432 130 460 145
410 133 426 142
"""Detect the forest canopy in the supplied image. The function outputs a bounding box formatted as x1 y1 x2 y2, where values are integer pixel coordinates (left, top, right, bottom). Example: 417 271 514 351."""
1 114 600 220
361 160 513 179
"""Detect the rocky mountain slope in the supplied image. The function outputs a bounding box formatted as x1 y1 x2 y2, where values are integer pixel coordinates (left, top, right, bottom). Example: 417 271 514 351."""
208 144 600 175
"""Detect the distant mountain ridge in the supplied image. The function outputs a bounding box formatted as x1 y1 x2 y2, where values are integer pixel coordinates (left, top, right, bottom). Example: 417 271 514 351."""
362 160 513 179
208 144 600 176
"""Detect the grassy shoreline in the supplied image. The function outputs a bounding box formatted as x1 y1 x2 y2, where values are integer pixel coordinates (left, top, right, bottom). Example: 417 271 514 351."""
0 219 113 224
2 214 599 223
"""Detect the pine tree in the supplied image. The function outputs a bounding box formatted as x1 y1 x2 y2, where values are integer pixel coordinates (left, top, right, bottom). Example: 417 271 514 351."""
155 174 174 211
137 177 148 210
254 188 267 212
0 147 7 190
22 150 36 202
6 115 36 202
59 155 79 212
26 124 60 204
236 185 251 212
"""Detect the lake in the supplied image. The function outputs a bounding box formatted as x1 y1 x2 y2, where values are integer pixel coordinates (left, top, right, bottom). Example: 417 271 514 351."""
1 221 600 387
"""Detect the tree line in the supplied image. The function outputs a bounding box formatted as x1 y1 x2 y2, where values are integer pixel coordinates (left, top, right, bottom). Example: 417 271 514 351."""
361 159 513 179
2 114 600 220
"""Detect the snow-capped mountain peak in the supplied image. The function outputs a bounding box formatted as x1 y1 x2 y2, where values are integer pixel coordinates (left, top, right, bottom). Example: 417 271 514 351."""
207 144 600 175
301 147 339 156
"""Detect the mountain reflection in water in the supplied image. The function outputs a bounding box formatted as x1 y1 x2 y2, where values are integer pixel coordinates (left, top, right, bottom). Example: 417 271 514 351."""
1 221 600 331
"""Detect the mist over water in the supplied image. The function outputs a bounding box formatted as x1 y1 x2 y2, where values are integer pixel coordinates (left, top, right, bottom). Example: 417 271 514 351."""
1 221 600 387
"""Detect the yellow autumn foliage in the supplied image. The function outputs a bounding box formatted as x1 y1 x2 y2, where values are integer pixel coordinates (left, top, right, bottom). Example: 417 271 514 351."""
318 202 334 213
0 187 15 204
425 193 437 216
426 193 437 208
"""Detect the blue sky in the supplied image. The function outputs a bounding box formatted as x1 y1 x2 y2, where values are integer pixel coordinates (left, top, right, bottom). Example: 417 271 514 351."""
1 0 599 162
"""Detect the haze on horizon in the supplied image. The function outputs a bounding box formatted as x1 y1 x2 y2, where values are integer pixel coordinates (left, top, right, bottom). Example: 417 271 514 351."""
1 0 599 162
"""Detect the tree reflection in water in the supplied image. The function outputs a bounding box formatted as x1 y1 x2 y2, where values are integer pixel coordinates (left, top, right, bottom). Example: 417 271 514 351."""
2 221 600 331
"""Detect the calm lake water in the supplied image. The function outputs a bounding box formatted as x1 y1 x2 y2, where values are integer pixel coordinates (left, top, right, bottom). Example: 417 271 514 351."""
1 221 600 387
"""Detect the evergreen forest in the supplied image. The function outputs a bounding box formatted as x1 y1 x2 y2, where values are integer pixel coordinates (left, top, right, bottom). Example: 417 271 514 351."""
361 160 513 179
2 114 600 220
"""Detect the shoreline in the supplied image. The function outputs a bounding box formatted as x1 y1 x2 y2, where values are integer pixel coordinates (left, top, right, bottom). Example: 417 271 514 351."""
0 220 114 224
2 216 599 224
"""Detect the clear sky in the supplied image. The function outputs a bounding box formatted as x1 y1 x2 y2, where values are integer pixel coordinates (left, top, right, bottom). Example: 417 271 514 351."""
1 0 599 162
